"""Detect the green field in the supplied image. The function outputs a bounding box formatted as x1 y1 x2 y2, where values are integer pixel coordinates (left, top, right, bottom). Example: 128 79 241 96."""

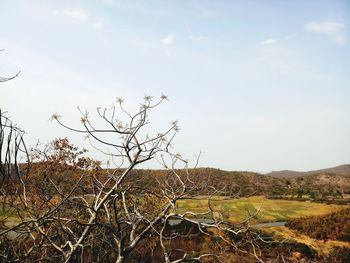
176 196 347 224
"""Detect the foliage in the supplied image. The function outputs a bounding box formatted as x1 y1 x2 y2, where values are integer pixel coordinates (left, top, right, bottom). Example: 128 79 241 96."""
287 207 350 242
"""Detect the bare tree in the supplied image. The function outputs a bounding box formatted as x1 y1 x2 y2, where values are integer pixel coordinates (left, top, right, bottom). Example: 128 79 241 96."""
0 50 28 194
0 95 265 263
0 49 20 83
0 110 29 189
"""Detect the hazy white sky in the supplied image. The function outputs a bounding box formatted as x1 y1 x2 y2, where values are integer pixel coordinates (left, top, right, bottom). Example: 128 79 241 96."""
1 0 349 172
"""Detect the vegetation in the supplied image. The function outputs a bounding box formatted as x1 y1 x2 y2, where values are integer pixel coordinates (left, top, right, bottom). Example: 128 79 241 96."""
287 207 350 242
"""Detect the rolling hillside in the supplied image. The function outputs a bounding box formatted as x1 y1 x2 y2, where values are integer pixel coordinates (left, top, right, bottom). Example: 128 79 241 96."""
122 167 350 196
266 164 350 178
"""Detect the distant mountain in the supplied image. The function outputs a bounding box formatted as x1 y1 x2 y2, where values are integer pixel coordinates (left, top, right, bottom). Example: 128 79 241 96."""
306 164 350 176
266 170 304 178
266 164 350 178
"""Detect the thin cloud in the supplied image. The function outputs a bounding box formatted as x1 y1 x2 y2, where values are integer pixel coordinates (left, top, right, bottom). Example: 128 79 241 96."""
284 33 297 40
164 49 173 57
161 33 175 46
92 17 106 30
189 35 204 41
100 0 115 4
261 38 278 45
62 8 88 21
304 21 346 44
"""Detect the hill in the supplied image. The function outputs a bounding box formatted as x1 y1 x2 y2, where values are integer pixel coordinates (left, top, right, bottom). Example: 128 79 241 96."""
291 172 350 195
266 164 350 178
26 163 350 197
121 168 287 196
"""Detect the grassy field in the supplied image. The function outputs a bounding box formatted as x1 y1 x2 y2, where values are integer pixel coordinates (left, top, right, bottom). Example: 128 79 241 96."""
176 196 350 255
176 196 347 224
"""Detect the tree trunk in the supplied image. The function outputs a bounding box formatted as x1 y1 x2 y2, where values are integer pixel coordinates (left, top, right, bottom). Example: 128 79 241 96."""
116 256 124 263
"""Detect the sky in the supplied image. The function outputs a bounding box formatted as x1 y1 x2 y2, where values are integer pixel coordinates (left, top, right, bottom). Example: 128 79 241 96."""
1 0 350 173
